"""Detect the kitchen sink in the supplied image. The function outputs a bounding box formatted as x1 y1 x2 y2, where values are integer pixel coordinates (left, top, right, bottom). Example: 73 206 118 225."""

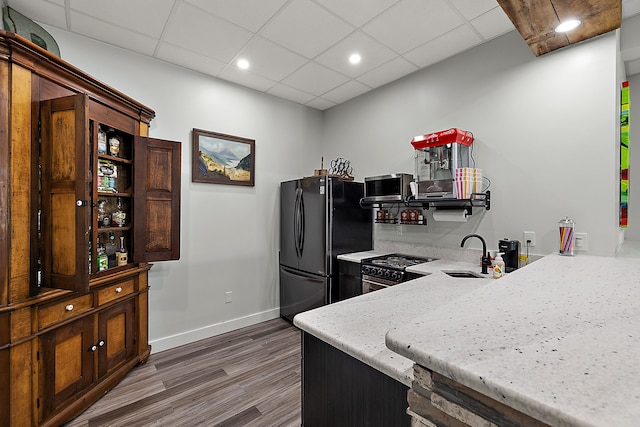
442 270 485 278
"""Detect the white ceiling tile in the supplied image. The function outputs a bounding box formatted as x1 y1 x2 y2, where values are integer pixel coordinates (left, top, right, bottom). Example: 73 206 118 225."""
321 80 371 103
282 62 349 95
363 0 464 54
356 57 418 88
305 97 336 110
447 0 499 20
404 24 481 68
155 42 226 76
10 0 632 109
267 84 316 104
7 0 67 29
235 37 308 81
163 2 253 63
184 0 288 32
68 0 174 38
218 67 277 92
470 6 514 40
68 10 159 56
315 0 400 27
315 31 398 78
259 0 354 58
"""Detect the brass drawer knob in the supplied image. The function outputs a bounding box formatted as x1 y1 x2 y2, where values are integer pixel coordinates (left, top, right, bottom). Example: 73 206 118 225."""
115 287 123 293
65 304 74 311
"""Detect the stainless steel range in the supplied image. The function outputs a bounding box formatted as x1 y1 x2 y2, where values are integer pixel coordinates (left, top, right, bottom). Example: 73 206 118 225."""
361 253 437 293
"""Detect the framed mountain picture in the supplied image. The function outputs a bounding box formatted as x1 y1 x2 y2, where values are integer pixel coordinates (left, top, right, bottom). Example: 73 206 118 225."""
192 128 255 187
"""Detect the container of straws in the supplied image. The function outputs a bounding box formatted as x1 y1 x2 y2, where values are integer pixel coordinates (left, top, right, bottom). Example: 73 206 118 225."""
558 217 575 256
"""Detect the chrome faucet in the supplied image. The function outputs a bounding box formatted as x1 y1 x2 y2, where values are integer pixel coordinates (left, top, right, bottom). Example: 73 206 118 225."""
460 234 492 274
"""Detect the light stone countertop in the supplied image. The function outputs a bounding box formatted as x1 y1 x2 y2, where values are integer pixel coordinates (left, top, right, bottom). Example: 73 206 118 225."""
293 258 493 386
337 250 390 263
385 252 640 427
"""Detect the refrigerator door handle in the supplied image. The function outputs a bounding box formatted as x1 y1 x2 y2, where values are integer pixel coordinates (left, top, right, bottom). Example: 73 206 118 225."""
298 188 305 255
294 187 303 258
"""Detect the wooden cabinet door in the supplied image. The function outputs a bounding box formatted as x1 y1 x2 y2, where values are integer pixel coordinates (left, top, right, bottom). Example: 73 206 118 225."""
133 136 181 262
97 298 135 379
39 316 95 420
40 94 91 293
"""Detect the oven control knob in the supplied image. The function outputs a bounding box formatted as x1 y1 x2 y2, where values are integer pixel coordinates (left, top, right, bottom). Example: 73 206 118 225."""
392 271 402 281
383 270 391 278
362 266 369 275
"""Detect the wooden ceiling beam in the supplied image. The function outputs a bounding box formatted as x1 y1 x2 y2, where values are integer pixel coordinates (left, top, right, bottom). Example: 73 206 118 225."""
497 0 621 56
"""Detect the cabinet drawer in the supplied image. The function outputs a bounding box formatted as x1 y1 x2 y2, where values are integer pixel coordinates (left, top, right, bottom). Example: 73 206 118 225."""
97 280 134 306
39 294 93 330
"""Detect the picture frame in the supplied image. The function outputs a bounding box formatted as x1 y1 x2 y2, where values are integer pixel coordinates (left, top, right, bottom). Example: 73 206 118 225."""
192 128 255 187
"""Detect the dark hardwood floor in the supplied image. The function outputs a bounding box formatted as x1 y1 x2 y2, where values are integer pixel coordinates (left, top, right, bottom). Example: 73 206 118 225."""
64 318 301 427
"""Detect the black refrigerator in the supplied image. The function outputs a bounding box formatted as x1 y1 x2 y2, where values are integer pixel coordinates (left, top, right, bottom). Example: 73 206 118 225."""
279 176 373 322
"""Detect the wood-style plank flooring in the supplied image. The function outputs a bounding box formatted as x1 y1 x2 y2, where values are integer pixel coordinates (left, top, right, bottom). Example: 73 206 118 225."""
64 318 301 427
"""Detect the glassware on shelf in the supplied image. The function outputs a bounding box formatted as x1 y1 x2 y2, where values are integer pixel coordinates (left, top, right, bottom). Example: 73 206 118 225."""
97 199 110 227
108 130 120 157
112 197 126 227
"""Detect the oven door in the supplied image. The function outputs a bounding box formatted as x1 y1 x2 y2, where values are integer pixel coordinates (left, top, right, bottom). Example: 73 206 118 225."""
361 275 397 293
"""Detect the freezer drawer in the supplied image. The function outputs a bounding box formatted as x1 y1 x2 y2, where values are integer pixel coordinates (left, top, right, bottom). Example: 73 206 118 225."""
280 265 328 323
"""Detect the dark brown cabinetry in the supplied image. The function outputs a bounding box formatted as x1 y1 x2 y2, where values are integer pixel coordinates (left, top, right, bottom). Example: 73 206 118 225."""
0 30 180 426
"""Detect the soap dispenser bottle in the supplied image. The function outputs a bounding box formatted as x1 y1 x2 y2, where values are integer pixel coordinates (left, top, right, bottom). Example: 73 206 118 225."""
493 252 505 279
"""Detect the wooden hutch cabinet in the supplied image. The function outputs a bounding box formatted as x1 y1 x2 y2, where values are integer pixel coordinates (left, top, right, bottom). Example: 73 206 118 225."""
0 31 181 426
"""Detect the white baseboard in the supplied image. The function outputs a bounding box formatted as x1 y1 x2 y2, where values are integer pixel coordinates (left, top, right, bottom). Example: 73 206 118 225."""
149 308 281 354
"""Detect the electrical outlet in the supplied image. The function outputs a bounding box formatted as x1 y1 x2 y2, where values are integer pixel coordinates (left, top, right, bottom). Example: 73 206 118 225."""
574 233 588 251
523 231 536 247
225 291 232 303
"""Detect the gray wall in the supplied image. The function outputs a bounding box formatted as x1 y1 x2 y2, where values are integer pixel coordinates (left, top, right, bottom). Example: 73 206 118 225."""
46 26 324 352
323 30 621 257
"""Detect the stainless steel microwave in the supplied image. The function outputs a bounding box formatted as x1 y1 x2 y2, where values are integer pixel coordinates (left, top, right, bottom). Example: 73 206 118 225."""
362 173 414 203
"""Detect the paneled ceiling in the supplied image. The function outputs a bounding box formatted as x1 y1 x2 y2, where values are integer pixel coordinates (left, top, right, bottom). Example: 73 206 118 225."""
6 0 640 110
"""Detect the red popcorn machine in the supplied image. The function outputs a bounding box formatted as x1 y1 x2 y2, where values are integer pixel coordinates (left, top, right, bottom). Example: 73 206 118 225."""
410 128 476 200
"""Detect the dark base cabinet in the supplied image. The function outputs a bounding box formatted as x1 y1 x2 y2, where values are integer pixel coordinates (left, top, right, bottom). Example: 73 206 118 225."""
337 260 362 301
302 332 410 427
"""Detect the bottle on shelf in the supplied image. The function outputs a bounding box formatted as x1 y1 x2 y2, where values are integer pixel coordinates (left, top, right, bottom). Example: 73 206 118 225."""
106 232 117 268
117 236 128 266
97 125 107 154
97 237 108 271
112 197 126 227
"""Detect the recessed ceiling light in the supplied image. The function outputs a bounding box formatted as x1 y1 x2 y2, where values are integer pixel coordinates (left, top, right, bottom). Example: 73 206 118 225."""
555 19 581 33
349 53 361 65
237 59 250 69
